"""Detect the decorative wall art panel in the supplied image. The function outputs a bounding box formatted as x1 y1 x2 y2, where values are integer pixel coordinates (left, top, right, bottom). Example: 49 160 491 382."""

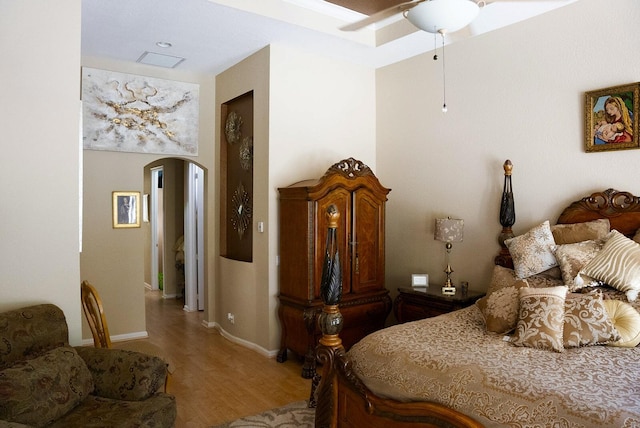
221 91 254 262
82 67 199 155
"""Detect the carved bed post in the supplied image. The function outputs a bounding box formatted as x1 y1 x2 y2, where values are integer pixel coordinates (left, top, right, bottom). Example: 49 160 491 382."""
495 160 515 267
312 204 344 428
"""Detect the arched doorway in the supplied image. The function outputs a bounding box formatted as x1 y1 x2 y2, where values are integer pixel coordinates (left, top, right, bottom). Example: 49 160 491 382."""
144 158 206 312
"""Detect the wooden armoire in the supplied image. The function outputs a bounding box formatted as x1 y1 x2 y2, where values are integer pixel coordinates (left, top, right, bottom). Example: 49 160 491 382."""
277 158 392 378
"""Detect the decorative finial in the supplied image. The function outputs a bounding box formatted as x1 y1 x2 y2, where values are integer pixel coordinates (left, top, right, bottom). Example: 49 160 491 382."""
503 159 513 176
326 204 340 229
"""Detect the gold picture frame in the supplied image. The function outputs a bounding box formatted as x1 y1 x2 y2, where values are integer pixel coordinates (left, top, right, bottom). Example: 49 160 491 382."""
585 82 640 152
112 191 141 228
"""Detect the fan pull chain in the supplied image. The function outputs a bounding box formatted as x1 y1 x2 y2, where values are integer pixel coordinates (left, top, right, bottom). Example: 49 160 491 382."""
433 30 438 60
441 31 447 113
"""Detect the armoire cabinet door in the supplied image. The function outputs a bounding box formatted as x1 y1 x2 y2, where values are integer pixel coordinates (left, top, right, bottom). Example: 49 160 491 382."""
351 188 385 294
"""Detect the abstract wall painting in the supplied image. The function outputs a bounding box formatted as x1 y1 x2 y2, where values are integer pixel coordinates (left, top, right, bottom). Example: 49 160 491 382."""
82 67 199 155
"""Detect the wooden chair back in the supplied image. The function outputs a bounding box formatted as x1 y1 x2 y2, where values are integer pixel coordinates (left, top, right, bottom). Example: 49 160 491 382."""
81 280 112 348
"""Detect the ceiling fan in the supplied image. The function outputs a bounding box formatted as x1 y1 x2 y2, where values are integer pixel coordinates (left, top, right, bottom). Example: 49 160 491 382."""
340 0 557 34
340 0 564 113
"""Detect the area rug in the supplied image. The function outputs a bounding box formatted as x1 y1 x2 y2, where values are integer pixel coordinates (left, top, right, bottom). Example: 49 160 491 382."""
211 401 314 427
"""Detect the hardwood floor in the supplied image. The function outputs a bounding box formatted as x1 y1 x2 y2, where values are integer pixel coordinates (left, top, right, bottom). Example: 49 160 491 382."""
142 289 311 427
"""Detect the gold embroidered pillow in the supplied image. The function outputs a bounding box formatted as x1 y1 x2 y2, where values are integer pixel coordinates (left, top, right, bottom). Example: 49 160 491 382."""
550 219 610 245
477 279 529 334
485 265 518 295
511 286 568 352
526 273 564 289
602 299 640 347
538 266 563 280
554 240 604 291
505 221 558 279
563 291 620 348
579 230 640 301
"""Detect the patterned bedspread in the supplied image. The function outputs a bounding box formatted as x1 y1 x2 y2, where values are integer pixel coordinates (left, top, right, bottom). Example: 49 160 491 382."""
348 302 640 428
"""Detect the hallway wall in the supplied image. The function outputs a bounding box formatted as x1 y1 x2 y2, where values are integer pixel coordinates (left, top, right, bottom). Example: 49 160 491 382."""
80 56 215 341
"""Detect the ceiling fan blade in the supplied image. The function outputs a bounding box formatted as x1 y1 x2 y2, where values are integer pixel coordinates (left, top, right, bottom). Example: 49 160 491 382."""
340 0 426 31
484 0 573 2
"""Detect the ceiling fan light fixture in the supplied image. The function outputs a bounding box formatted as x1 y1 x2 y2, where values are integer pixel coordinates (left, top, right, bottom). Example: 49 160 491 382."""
406 0 480 34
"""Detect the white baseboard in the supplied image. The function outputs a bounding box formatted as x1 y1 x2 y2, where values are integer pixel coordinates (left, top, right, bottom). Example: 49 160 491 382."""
205 321 278 359
112 331 149 342
80 331 149 347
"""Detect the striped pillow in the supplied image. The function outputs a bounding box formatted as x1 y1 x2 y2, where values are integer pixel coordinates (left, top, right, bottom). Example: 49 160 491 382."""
579 230 640 301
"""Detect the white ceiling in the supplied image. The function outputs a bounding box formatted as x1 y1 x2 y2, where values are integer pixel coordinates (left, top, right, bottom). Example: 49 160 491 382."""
81 0 577 75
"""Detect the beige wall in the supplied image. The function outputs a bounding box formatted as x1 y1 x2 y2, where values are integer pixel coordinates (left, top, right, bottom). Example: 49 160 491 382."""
215 44 376 354
215 47 270 353
376 0 640 296
80 57 215 341
268 44 377 349
0 1 83 343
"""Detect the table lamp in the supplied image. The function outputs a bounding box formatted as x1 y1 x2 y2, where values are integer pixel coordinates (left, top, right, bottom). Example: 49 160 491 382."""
434 217 464 295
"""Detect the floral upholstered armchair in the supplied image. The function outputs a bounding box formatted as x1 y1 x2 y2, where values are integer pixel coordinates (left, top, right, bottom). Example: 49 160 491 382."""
0 304 176 428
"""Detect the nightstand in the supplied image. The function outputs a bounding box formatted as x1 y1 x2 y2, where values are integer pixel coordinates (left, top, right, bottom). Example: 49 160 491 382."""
393 287 485 323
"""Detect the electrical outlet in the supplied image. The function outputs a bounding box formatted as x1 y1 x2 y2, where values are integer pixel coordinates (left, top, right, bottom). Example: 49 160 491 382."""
227 313 235 324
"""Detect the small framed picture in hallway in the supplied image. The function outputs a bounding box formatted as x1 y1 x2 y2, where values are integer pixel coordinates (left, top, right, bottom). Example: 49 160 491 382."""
112 191 141 228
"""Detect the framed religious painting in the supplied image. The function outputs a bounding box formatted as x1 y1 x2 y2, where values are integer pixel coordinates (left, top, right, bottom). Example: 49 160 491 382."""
585 82 640 152
112 191 141 228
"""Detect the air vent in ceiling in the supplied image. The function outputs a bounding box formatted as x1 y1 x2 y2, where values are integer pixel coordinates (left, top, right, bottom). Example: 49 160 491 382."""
136 51 185 68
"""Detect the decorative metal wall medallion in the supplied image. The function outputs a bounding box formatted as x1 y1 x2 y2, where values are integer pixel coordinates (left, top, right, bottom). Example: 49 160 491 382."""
239 136 253 171
231 182 252 239
225 111 243 144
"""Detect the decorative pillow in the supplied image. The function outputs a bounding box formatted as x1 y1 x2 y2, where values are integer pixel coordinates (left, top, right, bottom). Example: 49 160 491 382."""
634 229 640 244
504 221 558 279
554 240 604 291
602 299 640 347
487 263 562 291
526 273 564 289
579 230 640 301
539 266 563 280
75 347 168 401
0 346 94 426
563 291 620 348
485 265 518 295
550 219 610 245
511 286 568 352
477 279 529 334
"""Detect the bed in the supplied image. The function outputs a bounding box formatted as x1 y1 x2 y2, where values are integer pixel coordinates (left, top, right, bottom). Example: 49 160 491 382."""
313 161 640 428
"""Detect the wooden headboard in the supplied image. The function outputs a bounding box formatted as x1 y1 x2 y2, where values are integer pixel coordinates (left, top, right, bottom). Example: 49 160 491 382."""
556 188 640 237
495 161 640 268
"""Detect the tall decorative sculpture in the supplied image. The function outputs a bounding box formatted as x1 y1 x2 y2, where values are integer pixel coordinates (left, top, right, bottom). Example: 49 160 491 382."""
319 205 343 307
496 160 515 267
310 205 345 427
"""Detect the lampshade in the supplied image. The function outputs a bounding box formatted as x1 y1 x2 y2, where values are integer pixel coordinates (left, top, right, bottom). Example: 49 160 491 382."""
434 218 464 243
406 0 480 34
